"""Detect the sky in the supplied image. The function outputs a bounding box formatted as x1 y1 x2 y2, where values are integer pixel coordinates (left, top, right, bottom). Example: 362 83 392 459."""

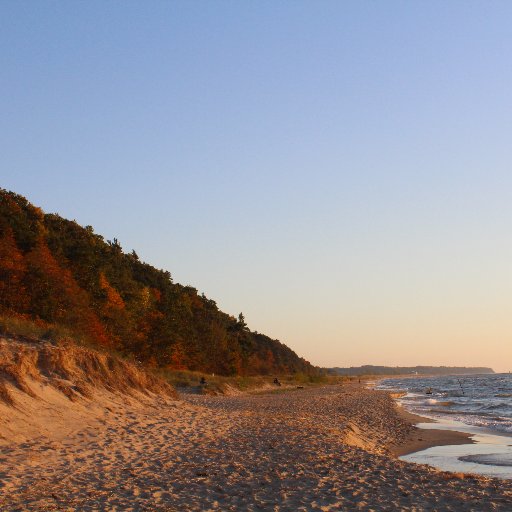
2 1 512 371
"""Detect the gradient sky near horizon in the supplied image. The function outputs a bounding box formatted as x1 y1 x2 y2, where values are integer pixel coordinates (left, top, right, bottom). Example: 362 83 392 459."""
2 1 512 371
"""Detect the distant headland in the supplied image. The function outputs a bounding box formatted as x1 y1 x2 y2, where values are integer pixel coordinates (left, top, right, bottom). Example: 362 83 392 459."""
328 365 495 376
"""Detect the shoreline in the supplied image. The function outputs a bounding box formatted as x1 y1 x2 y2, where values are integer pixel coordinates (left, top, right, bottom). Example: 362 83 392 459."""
367 376 477 457
377 378 512 480
391 402 475 456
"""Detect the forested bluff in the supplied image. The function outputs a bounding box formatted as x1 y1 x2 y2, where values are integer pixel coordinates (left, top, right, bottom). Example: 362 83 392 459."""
0 189 315 376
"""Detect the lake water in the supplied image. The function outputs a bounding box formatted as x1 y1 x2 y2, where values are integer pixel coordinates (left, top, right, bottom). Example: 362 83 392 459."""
378 374 512 479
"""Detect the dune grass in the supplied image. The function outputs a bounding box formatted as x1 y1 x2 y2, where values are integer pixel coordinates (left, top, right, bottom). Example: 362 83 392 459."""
0 313 96 348
153 367 349 394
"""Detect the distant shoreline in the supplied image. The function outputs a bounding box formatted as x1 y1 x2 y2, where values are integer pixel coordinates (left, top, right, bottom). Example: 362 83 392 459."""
329 367 495 378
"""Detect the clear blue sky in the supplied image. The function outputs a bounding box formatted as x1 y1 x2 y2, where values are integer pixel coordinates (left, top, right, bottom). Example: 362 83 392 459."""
2 1 512 370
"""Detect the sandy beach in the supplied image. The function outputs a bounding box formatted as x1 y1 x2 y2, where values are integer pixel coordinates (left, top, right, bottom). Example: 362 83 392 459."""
2 375 512 511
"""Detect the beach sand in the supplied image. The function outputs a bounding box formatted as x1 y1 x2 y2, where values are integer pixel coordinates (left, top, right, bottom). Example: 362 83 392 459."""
1 382 512 511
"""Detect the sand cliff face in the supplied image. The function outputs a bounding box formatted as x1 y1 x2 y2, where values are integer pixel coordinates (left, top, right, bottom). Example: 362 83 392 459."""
0 336 177 445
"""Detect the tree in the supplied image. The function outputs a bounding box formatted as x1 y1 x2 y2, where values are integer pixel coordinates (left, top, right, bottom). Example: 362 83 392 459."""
24 239 108 344
238 312 247 329
0 228 28 312
97 272 131 346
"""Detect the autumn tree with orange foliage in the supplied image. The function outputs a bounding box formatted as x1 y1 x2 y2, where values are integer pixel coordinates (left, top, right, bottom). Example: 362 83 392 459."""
0 228 29 313
24 239 108 345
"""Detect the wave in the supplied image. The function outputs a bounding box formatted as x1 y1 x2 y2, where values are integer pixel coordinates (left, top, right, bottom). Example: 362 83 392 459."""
459 454 512 467
381 374 512 435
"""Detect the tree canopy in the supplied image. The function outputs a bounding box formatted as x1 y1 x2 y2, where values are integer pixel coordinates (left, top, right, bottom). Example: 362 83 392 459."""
0 189 315 376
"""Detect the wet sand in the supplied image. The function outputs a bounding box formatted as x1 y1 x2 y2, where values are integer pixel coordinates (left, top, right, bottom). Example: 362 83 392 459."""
391 405 474 456
1 382 512 511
